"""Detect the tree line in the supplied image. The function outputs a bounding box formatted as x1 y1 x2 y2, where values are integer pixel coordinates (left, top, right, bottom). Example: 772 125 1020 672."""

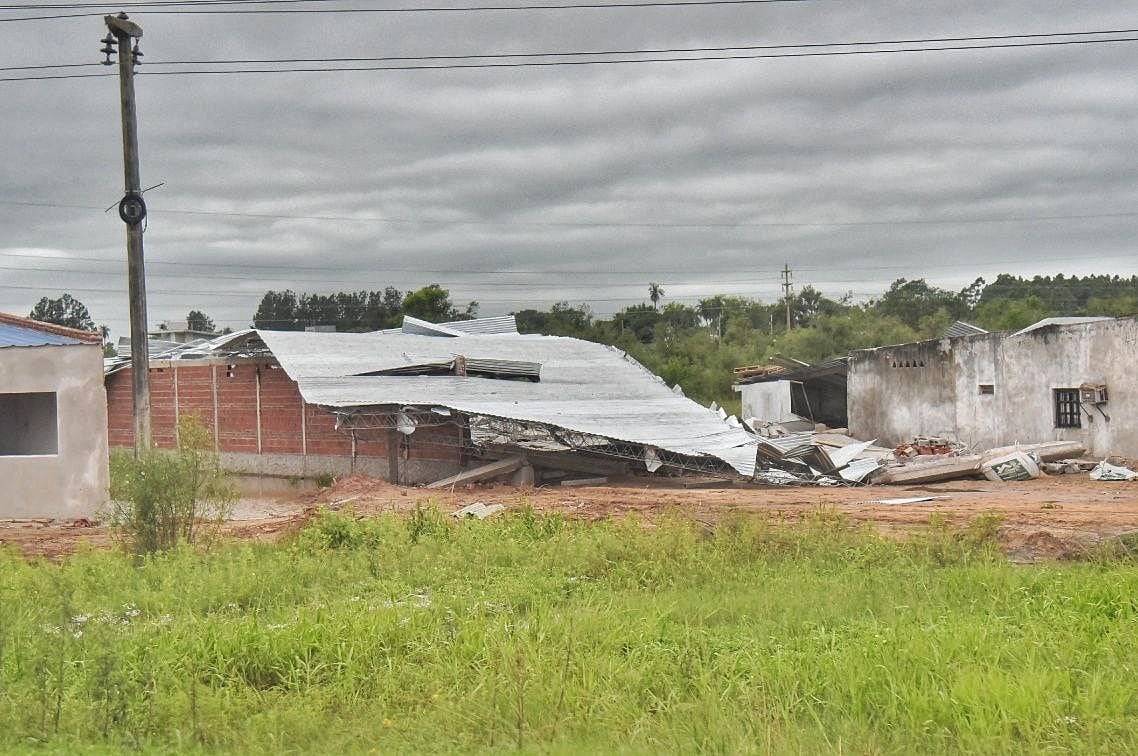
27 273 1138 410
251 284 479 331
513 274 1138 410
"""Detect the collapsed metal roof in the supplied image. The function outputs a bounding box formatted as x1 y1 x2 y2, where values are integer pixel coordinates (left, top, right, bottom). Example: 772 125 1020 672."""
1012 316 1113 337
255 326 761 476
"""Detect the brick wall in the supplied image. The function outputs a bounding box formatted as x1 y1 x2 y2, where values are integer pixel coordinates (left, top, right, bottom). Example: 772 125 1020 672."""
105 361 464 474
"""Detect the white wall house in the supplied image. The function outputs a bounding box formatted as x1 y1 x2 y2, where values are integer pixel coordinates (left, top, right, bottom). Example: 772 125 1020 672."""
0 313 108 518
848 317 1137 457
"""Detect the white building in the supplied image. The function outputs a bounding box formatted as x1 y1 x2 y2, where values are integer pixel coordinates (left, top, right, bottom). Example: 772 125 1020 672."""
0 313 108 517
848 317 1136 457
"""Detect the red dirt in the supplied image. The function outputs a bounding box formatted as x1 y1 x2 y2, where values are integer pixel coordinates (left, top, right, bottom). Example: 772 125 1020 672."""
5 474 1137 562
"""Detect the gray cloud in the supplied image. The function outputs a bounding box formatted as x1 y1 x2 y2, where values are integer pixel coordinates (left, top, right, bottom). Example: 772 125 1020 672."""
1 1 1136 333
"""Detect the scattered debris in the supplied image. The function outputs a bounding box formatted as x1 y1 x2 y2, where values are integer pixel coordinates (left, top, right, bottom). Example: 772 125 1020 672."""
984 442 1086 462
1041 461 1091 476
982 451 1041 482
894 436 965 458
868 496 946 505
1090 461 1138 482
451 502 506 519
677 477 734 489
426 456 526 489
560 477 609 487
874 455 983 485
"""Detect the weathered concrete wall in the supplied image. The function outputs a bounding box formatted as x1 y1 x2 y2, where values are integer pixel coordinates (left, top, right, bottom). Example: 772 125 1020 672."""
850 319 1138 457
106 361 465 484
0 343 108 518
736 381 793 422
848 339 958 444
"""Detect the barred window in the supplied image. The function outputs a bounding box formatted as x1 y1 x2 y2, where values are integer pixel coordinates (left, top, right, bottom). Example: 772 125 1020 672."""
1054 388 1081 429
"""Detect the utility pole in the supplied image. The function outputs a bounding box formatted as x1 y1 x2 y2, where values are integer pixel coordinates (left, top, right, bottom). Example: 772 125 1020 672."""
781 263 793 332
101 13 151 453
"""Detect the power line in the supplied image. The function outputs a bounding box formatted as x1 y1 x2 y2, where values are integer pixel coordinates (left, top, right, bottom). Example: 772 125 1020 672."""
131 28 1138 66
2 199 1136 230
8 28 1138 73
0 0 352 7
4 34 1138 80
0 0 818 22
1 251 1135 282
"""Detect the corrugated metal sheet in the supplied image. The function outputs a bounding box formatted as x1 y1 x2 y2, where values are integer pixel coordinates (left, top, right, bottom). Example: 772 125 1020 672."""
256 328 759 476
105 329 265 374
388 315 520 337
1012 316 1112 337
944 321 988 339
735 358 848 386
0 322 83 348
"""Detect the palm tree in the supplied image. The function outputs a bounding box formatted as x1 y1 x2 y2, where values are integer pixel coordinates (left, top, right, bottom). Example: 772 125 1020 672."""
648 282 665 310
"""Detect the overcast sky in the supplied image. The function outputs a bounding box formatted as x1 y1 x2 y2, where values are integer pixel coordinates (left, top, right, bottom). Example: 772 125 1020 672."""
2 0 1136 336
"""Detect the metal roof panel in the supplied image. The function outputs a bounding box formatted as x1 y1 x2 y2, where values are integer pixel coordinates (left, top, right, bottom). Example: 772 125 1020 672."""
256 328 759 475
0 322 84 348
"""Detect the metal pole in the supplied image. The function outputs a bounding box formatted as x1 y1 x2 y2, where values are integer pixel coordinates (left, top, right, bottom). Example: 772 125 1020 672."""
105 13 150 453
782 263 793 333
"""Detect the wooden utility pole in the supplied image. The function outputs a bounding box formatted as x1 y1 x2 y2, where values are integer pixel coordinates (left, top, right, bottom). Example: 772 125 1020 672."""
102 13 151 453
781 263 793 332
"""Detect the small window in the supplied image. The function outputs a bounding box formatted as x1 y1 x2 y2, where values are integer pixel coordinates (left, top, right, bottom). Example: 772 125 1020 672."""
0 392 59 455
1054 388 1081 429
979 384 994 395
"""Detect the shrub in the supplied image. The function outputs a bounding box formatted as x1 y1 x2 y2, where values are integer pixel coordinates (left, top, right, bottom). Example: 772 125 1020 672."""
107 415 236 554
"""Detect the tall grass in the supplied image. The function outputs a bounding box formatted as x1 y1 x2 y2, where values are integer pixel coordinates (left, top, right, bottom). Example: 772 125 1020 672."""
1 508 1136 753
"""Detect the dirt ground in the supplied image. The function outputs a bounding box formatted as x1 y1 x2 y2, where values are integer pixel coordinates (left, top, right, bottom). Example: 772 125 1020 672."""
4 474 1138 563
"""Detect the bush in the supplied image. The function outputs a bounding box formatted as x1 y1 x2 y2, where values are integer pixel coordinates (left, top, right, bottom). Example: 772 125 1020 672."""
107 415 236 554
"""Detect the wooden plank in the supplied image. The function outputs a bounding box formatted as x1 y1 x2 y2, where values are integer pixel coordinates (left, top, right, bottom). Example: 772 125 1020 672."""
426 456 525 489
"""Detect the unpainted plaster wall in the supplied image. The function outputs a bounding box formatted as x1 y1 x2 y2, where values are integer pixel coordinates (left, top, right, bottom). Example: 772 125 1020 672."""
849 319 1138 456
0 343 108 517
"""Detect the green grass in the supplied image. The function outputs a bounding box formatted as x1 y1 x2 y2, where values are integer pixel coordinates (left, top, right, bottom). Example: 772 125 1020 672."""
1 507 1137 754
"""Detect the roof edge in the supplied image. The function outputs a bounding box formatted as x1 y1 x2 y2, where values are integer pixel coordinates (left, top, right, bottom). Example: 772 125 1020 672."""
0 312 102 344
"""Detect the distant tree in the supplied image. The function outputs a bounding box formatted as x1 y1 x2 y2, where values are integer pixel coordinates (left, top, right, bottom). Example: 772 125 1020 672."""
873 278 968 329
658 302 699 330
959 276 986 310
613 304 660 344
186 310 216 333
402 284 472 322
363 287 405 330
973 295 1048 332
100 324 116 357
253 290 300 330
648 282 665 310
514 301 593 337
28 293 96 331
793 285 847 328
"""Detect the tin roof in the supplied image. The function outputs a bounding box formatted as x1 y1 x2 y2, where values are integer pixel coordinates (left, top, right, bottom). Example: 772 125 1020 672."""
944 321 988 339
0 312 101 348
256 327 760 476
1012 316 1113 337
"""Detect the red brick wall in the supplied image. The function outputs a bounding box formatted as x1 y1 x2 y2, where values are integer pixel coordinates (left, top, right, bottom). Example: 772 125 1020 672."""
104 362 463 466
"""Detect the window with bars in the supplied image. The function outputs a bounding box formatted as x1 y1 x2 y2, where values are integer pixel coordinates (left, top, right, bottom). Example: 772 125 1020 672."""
1054 388 1082 428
